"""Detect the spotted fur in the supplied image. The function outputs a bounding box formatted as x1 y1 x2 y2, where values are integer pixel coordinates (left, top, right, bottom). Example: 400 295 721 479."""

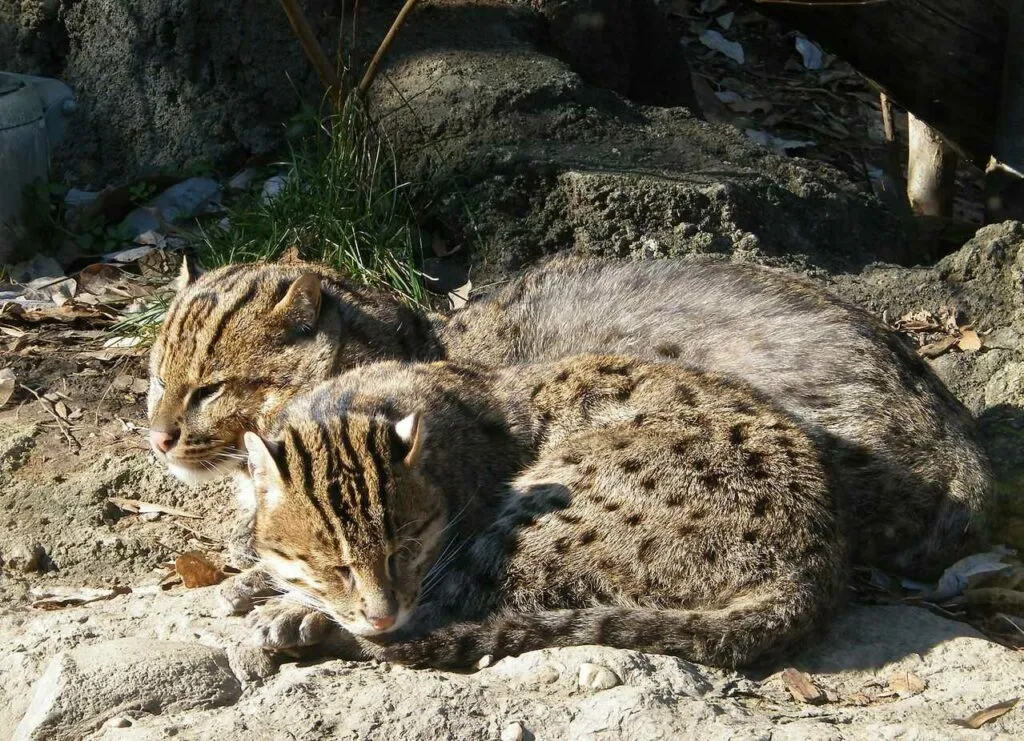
247 355 847 669
150 256 992 577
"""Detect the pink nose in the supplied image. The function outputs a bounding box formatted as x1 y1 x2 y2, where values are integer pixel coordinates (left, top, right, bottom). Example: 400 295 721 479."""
366 614 396 631
149 428 179 455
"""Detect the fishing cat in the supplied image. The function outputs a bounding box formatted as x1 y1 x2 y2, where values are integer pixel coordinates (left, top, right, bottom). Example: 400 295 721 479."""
242 355 847 668
148 256 991 578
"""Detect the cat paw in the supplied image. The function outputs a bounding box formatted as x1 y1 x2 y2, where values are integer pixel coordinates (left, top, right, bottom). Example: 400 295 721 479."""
247 599 335 650
218 568 276 615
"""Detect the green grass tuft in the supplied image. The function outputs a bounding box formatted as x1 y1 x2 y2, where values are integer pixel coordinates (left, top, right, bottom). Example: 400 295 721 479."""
195 97 426 305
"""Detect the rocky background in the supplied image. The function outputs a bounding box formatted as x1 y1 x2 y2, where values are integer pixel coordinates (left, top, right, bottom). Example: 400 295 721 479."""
2 0 1023 738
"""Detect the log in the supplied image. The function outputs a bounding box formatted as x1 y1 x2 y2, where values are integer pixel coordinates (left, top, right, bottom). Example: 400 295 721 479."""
750 0 1010 168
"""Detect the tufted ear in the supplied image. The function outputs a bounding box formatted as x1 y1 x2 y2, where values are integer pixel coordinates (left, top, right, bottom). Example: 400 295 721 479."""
244 432 285 509
391 412 425 466
174 255 202 290
274 273 322 331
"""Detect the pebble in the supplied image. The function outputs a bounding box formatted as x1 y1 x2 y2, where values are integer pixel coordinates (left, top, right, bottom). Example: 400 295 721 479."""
578 663 621 691
4 542 48 573
476 654 494 670
500 722 525 741
102 716 132 728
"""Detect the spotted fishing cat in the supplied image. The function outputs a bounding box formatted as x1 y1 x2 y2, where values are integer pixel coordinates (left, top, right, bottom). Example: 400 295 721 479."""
243 355 846 668
148 256 992 578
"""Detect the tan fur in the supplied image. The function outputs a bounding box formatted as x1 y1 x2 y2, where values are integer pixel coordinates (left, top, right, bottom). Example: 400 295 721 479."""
248 356 847 669
149 257 992 578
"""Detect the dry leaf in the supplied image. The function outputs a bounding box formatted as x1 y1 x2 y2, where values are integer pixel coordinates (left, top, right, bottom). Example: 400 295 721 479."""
918 335 959 359
0 325 26 338
887 671 927 698
107 497 201 519
31 585 131 610
781 668 828 705
0 368 15 408
951 698 1019 729
958 329 982 353
175 551 227 588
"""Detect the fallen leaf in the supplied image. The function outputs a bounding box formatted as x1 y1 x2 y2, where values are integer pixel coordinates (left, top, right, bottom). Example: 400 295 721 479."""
951 698 1019 729
175 551 227 588
0 325 26 338
795 36 825 70
0 368 14 408
887 671 927 698
918 335 959 359
54 400 71 420
699 30 745 65
781 668 828 705
107 497 201 519
926 547 1015 600
958 329 983 352
449 278 473 311
31 586 131 610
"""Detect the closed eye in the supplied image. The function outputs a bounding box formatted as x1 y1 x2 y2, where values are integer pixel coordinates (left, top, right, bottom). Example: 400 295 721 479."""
336 565 355 589
189 382 225 407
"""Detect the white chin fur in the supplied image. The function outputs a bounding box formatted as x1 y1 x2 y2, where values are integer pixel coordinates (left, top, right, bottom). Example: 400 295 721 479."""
166 460 236 485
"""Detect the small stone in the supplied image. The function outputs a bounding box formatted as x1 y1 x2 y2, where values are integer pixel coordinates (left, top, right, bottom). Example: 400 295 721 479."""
578 663 621 691
103 716 132 728
4 542 48 573
476 654 494 670
501 722 525 741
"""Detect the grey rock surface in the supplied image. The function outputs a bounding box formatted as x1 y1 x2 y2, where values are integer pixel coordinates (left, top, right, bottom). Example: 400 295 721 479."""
12 638 240 740
1 590 1021 739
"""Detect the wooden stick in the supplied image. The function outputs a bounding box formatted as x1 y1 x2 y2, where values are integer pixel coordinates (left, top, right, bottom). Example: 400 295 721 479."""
358 0 422 98
277 0 342 102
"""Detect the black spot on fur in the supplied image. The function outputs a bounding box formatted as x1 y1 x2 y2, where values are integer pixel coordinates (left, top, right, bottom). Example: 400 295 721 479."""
703 548 717 564
603 501 621 512
753 496 770 518
743 530 758 544
620 458 643 473
611 438 631 450
555 512 582 525
531 383 545 399
624 513 643 527
562 452 583 465
614 385 633 401
578 530 598 546
632 414 646 427
729 424 747 445
555 369 570 382
451 319 468 333
655 342 681 359
598 362 632 376
553 537 571 554
670 439 690 456
677 524 695 537
637 537 655 560
640 477 657 490
700 472 722 490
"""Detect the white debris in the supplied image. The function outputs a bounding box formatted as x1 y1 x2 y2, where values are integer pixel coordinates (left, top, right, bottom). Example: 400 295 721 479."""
699 30 744 65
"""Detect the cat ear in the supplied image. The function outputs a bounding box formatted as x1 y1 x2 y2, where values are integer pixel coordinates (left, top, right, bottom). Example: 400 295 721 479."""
274 273 322 330
391 413 425 466
174 255 202 290
244 432 284 508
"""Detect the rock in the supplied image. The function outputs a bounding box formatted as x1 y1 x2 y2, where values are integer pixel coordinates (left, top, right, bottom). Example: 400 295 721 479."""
260 175 287 205
578 662 622 691
120 177 221 237
225 644 278 685
101 716 131 728
3 542 48 573
500 721 526 741
13 638 241 740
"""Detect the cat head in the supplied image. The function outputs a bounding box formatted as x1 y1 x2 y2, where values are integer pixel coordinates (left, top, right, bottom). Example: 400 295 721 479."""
147 259 342 484
243 408 446 637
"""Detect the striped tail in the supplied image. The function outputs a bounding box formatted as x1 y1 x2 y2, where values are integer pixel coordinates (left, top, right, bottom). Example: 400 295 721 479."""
381 588 829 670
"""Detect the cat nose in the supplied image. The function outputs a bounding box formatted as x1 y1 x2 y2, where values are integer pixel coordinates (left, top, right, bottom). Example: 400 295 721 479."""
149 427 180 455
364 613 396 631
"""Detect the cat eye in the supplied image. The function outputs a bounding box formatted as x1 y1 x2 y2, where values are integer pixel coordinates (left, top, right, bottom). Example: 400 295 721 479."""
336 566 355 588
386 553 398 581
189 382 225 407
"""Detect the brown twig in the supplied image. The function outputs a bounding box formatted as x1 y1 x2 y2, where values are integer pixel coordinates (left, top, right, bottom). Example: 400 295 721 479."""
18 383 81 453
358 0 422 98
277 0 343 103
